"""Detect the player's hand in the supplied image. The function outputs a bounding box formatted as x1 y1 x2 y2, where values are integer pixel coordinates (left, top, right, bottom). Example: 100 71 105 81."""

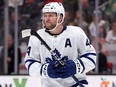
40 61 67 78
55 60 76 78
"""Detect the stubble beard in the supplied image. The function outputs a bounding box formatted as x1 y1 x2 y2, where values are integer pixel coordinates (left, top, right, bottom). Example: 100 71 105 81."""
45 23 56 30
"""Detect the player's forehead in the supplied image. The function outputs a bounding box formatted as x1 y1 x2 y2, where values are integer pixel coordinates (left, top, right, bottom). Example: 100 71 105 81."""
43 12 57 16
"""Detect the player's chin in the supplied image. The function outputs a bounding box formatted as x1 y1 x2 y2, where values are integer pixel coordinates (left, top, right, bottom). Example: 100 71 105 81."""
45 24 51 28
46 26 54 30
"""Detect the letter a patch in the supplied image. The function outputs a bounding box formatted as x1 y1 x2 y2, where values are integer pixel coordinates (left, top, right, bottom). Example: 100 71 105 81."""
65 38 72 47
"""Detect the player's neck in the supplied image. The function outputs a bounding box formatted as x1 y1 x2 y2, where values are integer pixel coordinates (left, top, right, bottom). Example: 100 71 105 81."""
49 25 63 35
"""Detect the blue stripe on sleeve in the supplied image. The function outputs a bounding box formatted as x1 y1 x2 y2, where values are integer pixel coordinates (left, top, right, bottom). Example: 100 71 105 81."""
80 53 96 65
25 59 40 64
25 59 41 72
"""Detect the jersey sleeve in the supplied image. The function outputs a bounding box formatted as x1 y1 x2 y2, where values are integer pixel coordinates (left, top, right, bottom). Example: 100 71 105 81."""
75 28 96 74
24 36 42 78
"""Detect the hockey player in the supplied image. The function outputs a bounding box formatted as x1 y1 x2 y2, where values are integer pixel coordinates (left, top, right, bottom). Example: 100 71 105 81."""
24 2 96 87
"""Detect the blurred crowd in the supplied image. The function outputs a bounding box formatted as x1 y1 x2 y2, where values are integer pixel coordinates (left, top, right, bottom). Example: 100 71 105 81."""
0 0 116 74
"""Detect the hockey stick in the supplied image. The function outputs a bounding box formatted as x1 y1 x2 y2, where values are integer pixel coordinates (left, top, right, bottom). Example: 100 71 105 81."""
21 29 84 87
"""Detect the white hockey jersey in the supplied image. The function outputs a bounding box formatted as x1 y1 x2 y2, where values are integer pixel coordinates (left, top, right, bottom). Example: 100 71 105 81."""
24 26 96 87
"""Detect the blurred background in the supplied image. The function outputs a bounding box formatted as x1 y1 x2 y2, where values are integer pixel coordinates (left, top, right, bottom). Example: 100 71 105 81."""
0 0 116 86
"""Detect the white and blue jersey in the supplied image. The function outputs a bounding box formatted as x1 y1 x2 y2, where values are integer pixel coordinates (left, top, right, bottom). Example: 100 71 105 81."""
24 26 96 87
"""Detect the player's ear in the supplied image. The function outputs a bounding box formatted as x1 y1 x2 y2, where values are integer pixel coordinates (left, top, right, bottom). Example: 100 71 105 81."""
58 14 63 23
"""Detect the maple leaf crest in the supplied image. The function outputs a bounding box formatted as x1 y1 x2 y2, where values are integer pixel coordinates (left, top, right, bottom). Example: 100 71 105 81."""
45 48 68 63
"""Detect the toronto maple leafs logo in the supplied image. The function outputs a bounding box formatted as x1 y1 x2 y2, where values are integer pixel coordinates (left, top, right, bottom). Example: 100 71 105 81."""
45 48 69 63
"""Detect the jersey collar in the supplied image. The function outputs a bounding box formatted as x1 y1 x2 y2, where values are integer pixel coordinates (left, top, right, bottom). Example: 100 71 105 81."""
45 26 67 36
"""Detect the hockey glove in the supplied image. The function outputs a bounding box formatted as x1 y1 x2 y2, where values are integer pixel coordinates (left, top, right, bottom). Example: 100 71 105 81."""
40 61 58 78
40 61 68 78
56 60 76 78
40 56 69 78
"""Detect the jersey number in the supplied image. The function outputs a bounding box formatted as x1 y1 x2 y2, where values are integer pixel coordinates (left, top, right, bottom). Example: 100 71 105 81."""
27 46 31 56
86 39 91 46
